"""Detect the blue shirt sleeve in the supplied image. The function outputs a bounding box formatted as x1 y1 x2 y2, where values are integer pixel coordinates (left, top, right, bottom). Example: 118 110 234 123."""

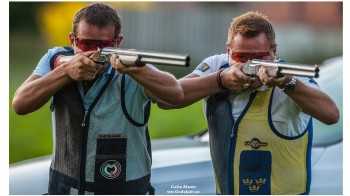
123 63 160 121
123 74 150 123
33 47 66 77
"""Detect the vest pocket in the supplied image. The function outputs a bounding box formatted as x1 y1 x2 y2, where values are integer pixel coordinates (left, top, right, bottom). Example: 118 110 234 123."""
94 136 127 182
239 150 271 195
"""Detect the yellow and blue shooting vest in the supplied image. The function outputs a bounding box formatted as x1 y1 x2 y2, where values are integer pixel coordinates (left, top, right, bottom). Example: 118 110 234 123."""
206 87 312 195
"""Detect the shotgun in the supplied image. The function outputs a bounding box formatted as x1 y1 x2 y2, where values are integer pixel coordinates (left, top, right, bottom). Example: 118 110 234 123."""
55 47 190 68
242 59 319 81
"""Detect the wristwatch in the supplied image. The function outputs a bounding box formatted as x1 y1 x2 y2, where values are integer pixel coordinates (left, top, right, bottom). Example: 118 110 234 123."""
281 76 297 93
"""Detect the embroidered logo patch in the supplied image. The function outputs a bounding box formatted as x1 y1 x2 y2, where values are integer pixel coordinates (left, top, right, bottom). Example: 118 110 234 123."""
100 160 121 179
244 138 267 149
196 63 210 72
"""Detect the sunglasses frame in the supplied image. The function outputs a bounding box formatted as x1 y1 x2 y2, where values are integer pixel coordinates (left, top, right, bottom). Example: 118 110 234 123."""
73 35 116 51
230 48 273 63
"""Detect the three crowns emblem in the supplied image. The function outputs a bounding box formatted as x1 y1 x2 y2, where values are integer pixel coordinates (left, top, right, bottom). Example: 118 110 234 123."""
242 177 267 192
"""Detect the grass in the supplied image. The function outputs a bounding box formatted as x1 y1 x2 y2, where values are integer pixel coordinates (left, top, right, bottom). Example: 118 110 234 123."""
9 94 54 163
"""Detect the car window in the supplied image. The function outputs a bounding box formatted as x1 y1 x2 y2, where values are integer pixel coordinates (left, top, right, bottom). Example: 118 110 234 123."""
312 56 343 147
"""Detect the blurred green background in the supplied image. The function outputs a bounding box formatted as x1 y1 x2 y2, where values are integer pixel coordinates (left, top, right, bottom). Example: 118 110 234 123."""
9 2 342 164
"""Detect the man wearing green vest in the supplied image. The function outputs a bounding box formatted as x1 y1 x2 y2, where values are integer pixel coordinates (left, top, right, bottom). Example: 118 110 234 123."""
12 3 183 194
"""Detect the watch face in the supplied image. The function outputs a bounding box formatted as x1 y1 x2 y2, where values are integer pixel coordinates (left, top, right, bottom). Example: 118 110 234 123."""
285 83 296 92
284 77 297 93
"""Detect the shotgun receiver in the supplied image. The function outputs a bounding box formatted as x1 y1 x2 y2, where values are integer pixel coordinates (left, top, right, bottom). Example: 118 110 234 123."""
242 59 319 81
55 47 190 67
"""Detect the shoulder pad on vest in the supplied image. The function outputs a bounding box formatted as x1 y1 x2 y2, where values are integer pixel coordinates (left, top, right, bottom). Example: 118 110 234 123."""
50 47 74 70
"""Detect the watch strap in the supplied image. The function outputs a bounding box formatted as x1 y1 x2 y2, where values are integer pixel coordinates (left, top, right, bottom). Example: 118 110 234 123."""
280 76 297 93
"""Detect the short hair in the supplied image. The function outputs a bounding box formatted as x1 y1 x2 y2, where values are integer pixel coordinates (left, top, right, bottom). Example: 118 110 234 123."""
72 3 122 39
227 11 276 48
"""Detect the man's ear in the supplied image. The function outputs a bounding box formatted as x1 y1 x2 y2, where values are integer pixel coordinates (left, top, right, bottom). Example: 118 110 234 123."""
225 42 231 55
69 32 75 47
272 44 277 55
115 34 124 47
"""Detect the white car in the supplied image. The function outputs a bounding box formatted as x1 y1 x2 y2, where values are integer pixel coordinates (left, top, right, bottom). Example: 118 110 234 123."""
9 56 343 195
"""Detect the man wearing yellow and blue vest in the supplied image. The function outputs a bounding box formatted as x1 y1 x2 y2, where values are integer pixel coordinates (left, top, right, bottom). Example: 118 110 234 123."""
12 3 184 195
159 11 339 194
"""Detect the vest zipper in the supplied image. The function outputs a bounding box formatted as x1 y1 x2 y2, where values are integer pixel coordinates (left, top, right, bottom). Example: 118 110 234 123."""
227 91 258 194
81 111 88 127
79 115 89 194
227 125 235 194
78 69 115 194
227 100 235 195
